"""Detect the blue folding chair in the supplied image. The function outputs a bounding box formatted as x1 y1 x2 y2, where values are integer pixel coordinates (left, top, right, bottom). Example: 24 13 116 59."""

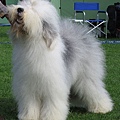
73 2 108 38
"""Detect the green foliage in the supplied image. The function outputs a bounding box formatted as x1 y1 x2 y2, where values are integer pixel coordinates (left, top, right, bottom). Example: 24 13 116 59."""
0 27 120 120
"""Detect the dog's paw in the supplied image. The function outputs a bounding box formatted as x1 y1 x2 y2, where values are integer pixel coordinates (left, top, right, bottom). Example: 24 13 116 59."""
88 107 112 114
88 99 113 114
18 114 38 120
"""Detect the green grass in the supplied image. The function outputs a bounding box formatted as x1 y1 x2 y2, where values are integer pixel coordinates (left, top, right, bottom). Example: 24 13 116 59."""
0 27 17 120
0 27 120 120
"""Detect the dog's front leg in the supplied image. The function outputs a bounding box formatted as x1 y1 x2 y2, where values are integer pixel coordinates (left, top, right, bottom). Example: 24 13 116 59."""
17 96 40 120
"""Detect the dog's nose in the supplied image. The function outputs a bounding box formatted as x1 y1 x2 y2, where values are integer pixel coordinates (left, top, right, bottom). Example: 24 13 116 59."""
17 8 24 13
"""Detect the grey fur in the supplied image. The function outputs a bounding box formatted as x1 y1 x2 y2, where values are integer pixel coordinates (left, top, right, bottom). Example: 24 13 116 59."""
42 20 58 47
61 19 103 70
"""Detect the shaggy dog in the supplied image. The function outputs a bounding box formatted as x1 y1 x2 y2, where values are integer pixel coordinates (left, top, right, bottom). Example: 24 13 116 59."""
2 0 113 119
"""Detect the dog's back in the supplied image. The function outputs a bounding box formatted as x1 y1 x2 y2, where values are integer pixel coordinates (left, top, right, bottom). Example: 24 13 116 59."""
60 19 105 81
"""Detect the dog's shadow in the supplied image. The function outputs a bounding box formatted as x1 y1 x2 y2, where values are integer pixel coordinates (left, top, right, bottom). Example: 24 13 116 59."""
0 98 17 120
0 98 87 120
70 107 87 114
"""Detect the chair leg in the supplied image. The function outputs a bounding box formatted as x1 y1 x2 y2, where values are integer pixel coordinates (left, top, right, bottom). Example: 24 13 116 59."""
105 21 108 39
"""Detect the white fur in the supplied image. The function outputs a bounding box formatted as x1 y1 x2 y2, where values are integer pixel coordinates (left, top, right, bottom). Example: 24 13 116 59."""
7 0 113 120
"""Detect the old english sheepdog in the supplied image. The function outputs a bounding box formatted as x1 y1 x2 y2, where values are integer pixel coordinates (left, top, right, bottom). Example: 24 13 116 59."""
0 0 113 120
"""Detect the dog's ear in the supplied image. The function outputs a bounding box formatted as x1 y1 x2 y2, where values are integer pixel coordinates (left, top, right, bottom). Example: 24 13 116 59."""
42 20 58 48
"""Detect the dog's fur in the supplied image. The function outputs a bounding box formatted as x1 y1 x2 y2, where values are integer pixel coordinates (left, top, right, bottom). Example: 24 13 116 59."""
7 0 113 120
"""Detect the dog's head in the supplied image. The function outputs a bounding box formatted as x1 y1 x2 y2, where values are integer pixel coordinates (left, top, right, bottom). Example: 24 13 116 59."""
7 0 59 47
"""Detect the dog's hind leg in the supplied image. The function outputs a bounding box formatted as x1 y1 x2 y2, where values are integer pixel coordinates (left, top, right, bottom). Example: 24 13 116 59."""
72 72 113 113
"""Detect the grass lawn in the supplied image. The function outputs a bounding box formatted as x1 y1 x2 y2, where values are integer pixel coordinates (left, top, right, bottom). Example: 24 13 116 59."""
0 26 120 120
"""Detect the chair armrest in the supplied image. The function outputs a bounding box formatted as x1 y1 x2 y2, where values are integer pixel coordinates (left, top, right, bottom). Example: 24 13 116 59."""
97 10 108 20
74 11 86 23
